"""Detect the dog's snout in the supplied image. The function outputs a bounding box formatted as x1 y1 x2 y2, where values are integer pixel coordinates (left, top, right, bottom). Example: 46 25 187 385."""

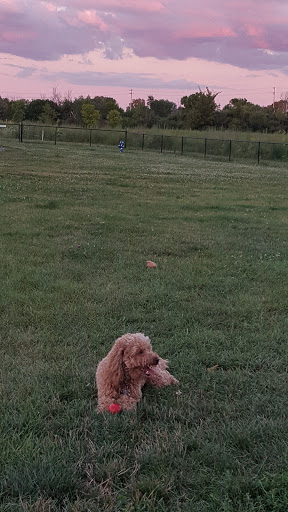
153 357 159 365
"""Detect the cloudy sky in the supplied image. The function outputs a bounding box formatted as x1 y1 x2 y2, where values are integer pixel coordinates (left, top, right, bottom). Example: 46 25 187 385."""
1 0 288 108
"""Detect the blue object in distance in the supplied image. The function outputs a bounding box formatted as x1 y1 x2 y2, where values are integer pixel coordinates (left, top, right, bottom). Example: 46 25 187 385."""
118 140 124 153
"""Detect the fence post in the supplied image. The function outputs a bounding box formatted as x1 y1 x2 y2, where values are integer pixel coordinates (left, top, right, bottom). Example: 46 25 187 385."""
204 138 207 158
19 122 23 142
142 133 145 150
124 130 127 148
181 137 184 155
54 127 57 145
228 140 232 161
160 135 164 153
257 142 261 164
89 130 92 146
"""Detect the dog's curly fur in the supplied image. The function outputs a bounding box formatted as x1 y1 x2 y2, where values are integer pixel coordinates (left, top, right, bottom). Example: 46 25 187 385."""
96 333 179 412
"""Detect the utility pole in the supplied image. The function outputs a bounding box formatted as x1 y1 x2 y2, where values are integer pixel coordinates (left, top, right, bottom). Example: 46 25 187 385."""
273 87 276 110
129 89 133 109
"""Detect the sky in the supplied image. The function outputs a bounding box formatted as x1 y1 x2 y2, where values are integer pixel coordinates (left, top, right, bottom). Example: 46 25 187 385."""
1 0 288 109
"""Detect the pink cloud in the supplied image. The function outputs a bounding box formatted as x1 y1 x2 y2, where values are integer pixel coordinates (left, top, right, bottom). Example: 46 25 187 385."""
2 29 36 42
0 0 21 15
102 0 165 13
1 0 288 71
78 10 107 30
173 27 237 40
0 1 114 59
43 2 57 12
243 24 269 50
63 0 165 14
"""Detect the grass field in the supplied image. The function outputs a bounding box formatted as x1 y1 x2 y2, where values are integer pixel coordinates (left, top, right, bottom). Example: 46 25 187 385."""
0 142 288 511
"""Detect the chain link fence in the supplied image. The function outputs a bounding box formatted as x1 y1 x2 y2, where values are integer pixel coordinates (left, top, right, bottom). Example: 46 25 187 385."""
1 122 288 164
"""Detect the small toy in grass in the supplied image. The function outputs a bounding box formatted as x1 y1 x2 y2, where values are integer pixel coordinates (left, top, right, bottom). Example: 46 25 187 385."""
207 364 219 372
118 140 124 153
108 403 121 414
147 260 157 268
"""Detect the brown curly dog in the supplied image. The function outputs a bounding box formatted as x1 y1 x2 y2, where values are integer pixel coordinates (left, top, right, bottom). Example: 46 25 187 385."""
96 333 179 412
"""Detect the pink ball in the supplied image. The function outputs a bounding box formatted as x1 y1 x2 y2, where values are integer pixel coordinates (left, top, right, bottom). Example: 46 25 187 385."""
108 403 121 414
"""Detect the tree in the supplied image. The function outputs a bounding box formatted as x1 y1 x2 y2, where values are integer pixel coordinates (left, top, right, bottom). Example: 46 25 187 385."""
39 102 58 124
123 98 156 127
81 103 100 128
60 98 76 124
132 103 147 125
269 96 288 114
107 109 122 128
0 97 11 121
91 96 121 120
222 98 270 132
147 95 154 108
70 96 86 124
25 99 46 122
51 86 62 106
264 107 286 133
123 98 158 128
11 99 26 122
181 88 219 129
131 98 145 108
24 99 58 122
149 98 176 118
222 98 251 130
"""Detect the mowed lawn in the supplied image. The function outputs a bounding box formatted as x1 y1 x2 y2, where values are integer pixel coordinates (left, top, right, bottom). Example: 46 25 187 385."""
0 142 287 512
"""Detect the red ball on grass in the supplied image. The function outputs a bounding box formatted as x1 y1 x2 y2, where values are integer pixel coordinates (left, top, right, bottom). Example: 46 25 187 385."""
108 403 121 414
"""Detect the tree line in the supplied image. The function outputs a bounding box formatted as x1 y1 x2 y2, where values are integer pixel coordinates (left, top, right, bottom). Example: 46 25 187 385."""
1 88 288 133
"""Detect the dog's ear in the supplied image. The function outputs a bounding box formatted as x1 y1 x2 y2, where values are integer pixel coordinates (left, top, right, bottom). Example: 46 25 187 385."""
107 343 125 392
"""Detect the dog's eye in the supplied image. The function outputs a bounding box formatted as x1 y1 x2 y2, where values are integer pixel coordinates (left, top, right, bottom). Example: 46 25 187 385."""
139 350 144 354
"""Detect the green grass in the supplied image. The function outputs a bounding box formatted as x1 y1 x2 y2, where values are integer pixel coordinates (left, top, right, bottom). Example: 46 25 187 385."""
0 142 288 511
